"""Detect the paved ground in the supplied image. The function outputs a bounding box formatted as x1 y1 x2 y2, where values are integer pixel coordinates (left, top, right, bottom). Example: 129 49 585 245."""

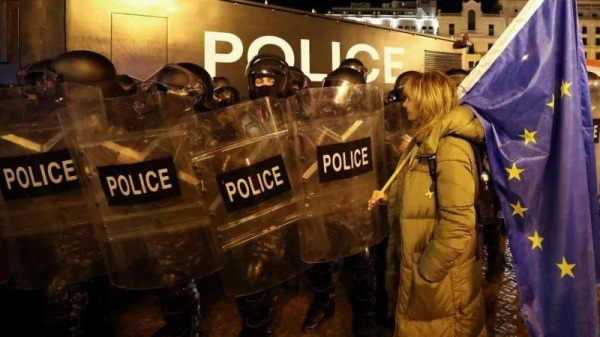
5 241 599 337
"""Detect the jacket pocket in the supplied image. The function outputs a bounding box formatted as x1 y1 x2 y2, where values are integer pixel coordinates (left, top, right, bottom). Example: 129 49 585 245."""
407 253 454 321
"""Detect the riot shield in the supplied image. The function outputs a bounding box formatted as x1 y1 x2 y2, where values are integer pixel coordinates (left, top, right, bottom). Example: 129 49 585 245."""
292 85 387 263
0 84 105 289
187 97 308 297
383 102 413 180
61 92 223 290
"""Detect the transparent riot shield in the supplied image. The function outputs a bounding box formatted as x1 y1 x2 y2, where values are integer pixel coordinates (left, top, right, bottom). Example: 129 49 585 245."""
187 97 308 297
61 92 223 290
0 84 105 289
292 85 387 263
383 102 413 180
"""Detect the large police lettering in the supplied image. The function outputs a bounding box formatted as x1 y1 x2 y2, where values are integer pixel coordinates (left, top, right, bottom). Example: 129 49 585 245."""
224 165 285 202
204 31 404 83
105 169 173 197
2 159 77 190
322 147 369 174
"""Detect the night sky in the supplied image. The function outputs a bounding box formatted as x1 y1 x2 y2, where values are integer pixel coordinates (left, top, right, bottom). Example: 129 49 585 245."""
250 0 502 14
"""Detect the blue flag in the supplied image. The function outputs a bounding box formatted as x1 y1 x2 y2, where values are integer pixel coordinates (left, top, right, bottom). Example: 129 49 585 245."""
459 0 600 335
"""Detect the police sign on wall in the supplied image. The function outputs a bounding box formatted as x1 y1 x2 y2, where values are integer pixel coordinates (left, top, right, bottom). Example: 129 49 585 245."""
66 0 463 92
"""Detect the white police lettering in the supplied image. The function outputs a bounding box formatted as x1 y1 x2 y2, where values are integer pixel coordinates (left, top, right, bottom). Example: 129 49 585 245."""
225 166 285 202
594 123 599 141
105 170 172 197
2 159 78 190
204 31 408 83
322 147 369 174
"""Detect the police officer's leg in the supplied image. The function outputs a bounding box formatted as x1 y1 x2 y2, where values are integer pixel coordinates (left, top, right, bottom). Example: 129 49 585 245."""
236 289 277 337
43 283 89 337
302 261 336 331
153 280 203 337
348 249 379 337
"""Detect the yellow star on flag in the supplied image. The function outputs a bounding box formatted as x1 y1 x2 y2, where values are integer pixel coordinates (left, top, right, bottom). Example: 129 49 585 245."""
506 162 525 181
546 94 555 109
425 189 434 199
560 80 572 98
556 257 575 278
510 200 528 218
520 128 537 145
527 230 544 250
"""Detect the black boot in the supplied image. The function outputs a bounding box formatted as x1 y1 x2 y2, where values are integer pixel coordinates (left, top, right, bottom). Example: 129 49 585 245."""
302 262 336 332
43 283 90 337
484 220 507 283
236 290 277 337
349 250 379 337
153 280 203 337
82 275 115 337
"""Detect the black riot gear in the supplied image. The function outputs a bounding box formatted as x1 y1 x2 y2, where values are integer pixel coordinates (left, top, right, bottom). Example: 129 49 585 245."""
246 54 292 99
178 62 214 105
212 86 241 109
445 68 470 86
149 63 214 112
116 74 140 94
302 67 381 336
17 59 52 86
50 51 117 84
385 70 420 106
289 66 310 94
213 76 231 90
49 50 127 98
316 68 367 118
1 53 115 337
323 67 366 87
339 58 368 80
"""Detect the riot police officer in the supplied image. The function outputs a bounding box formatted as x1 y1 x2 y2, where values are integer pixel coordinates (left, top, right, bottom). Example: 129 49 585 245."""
116 74 140 94
289 66 311 94
230 54 296 337
384 70 420 106
149 62 214 113
339 58 368 81
0 50 119 337
211 85 241 109
144 62 219 337
301 67 381 337
213 76 231 90
445 68 470 88
16 59 52 86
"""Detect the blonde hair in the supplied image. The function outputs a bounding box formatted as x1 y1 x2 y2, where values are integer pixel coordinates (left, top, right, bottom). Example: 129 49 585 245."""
403 71 458 141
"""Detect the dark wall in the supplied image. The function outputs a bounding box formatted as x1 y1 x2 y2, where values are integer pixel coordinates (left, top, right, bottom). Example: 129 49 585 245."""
0 0 66 84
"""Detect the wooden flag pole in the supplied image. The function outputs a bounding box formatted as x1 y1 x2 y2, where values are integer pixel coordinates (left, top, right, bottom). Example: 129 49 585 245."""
368 145 418 211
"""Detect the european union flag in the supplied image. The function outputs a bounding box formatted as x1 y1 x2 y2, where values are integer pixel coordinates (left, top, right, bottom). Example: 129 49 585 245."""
459 0 600 335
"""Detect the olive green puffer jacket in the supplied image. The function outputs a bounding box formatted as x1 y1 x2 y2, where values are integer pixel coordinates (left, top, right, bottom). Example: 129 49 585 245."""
386 105 487 337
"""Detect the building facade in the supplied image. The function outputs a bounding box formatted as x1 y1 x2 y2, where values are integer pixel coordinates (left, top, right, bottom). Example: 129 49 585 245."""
328 1 600 68
437 0 600 67
327 1 439 34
